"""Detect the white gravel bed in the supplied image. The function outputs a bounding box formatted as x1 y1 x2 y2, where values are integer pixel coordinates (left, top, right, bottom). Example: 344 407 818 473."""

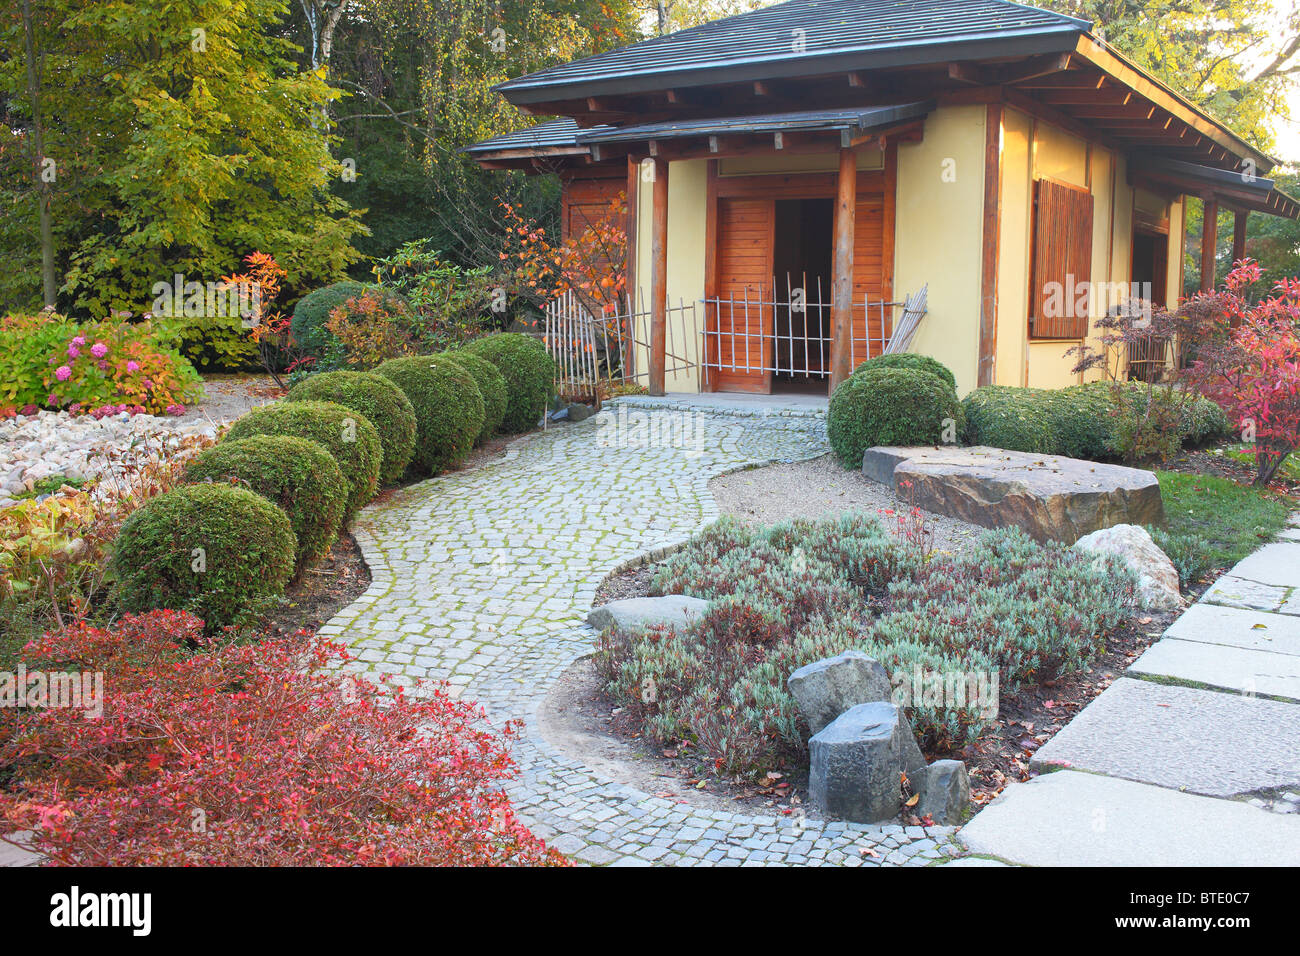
709 452 987 554
0 410 218 508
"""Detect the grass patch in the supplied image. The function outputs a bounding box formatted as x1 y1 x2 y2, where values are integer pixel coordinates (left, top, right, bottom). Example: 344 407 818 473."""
1154 471 1293 581
1222 445 1300 482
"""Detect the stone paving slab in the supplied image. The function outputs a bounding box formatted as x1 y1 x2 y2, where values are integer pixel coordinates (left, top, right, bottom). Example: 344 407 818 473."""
1129 638 1300 702
1030 677 1300 797
1200 575 1297 615
324 405 956 866
1224 542 1300 589
958 770 1300 867
1163 602 1300 656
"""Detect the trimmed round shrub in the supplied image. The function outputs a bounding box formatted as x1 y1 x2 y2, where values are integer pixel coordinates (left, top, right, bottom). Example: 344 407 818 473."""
961 385 1054 453
184 435 348 569
852 352 957 391
828 368 962 467
462 333 555 433
291 282 408 355
286 370 417 484
223 400 382 517
374 355 485 476
112 483 296 630
440 350 507 442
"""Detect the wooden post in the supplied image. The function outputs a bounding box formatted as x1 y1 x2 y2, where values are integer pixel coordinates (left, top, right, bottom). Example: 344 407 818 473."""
1231 209 1248 267
1200 196 1218 292
978 102 1003 387
649 158 668 396
830 147 857 390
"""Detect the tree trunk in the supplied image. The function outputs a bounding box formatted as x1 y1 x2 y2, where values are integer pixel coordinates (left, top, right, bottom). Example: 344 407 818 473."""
22 0 57 309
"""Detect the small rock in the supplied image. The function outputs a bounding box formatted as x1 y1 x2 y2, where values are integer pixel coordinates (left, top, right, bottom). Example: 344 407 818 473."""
1073 523 1183 610
566 402 596 422
787 650 892 735
913 759 971 825
809 701 908 824
586 595 709 632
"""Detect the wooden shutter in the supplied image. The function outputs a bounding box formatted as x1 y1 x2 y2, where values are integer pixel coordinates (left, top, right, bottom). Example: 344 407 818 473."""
1029 178 1093 339
711 198 774 393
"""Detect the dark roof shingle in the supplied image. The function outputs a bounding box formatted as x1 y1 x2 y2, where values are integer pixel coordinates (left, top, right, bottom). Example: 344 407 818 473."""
497 0 1087 102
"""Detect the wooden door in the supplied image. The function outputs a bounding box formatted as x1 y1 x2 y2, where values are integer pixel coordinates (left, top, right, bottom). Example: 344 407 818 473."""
851 193 886 368
711 198 774 393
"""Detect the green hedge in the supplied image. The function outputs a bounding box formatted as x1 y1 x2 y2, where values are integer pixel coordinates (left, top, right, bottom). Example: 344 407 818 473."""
462 333 554 433
223 400 382 518
852 353 957 391
112 483 297 630
286 370 417 484
374 355 485 476
962 382 1232 460
441 350 507 443
828 368 963 467
184 435 348 570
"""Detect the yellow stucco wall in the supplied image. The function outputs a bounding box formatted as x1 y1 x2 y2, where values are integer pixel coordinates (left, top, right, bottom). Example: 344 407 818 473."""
894 104 988 396
621 105 1186 397
995 113 1185 390
632 157 708 392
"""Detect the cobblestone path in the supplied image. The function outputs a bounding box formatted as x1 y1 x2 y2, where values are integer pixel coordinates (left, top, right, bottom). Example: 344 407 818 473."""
321 401 961 866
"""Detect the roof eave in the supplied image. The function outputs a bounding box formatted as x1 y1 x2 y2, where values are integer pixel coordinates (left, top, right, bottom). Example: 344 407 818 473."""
495 28 1083 104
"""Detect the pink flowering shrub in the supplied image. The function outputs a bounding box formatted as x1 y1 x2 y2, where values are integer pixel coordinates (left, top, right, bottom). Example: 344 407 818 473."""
0 611 567 867
39 318 201 415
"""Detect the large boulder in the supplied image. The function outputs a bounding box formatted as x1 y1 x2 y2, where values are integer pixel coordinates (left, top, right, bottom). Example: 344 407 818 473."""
863 445 1164 543
587 595 709 632
912 759 971 825
809 701 909 823
1074 523 1183 610
787 650 892 735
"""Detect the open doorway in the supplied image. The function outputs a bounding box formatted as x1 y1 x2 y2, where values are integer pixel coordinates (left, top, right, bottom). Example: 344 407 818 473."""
772 198 834 393
1131 229 1168 308
1128 227 1171 381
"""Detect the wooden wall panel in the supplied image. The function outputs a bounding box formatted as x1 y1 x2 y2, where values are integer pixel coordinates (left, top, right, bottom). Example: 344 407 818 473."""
712 197 774 393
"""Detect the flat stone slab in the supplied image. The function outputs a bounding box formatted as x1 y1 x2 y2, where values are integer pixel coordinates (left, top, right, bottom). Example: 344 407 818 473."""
1130 639 1300 703
1201 575 1298 615
959 770 1300 866
1030 677 1300 796
862 445 1163 543
586 595 709 632
1164 603 1300 656
1224 542 1300 589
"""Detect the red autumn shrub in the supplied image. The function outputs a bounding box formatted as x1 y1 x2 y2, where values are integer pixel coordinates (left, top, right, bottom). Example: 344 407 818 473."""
0 610 566 867
1185 259 1300 484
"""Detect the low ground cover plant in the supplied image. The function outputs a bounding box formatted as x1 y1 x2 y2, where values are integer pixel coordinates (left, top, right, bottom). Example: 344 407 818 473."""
596 514 1135 777
0 611 566 866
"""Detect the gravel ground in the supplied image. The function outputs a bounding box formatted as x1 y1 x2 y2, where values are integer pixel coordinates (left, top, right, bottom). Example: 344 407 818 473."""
709 452 986 554
177 374 282 426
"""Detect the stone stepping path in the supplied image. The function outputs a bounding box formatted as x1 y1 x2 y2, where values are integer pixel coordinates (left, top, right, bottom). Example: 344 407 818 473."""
956 533 1300 866
323 401 959 866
